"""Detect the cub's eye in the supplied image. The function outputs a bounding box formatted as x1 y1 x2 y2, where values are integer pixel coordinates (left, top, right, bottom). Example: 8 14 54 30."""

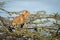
22 14 24 16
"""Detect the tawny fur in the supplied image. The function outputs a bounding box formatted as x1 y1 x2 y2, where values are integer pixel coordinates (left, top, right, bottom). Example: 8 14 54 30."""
12 10 30 28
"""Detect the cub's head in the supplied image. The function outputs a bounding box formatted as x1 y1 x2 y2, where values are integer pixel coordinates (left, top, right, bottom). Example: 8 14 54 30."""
22 10 30 17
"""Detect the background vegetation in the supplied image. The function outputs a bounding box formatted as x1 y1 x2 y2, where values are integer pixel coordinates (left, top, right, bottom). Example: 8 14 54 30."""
0 1 60 40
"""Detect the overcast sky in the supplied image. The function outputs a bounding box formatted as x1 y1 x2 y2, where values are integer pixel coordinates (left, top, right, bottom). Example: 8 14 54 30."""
0 0 60 17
